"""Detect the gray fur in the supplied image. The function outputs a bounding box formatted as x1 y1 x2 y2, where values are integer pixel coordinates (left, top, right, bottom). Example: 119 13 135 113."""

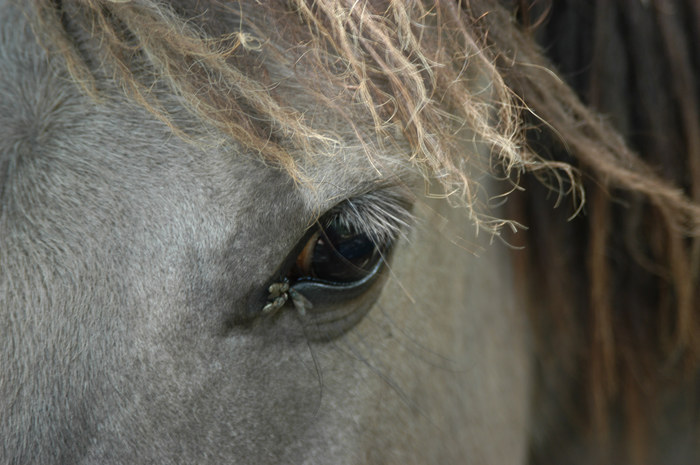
0 1 531 463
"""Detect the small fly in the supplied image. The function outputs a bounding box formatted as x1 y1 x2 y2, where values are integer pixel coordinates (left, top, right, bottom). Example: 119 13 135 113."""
262 279 313 316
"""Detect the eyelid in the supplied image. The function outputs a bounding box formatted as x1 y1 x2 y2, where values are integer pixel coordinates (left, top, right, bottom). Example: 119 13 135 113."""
290 257 387 340
322 188 415 247
291 256 385 299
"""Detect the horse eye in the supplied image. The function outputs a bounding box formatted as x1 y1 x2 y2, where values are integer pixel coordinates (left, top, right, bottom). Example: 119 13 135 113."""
292 218 384 284
260 197 408 336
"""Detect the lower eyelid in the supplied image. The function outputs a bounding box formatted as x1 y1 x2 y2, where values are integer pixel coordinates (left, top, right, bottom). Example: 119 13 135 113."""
289 258 389 340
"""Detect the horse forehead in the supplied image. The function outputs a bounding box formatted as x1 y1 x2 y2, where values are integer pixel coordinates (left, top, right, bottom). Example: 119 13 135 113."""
1 0 417 226
0 12 392 223
0 12 406 313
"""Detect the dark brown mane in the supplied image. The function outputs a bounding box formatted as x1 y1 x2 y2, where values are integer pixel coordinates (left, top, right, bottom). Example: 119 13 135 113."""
507 1 700 462
28 0 700 462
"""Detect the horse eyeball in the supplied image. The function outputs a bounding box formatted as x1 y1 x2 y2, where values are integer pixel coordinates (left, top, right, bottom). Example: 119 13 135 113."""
295 230 319 276
293 218 384 284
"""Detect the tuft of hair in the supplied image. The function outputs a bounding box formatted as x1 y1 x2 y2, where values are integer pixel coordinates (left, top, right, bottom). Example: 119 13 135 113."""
503 1 700 463
29 0 581 235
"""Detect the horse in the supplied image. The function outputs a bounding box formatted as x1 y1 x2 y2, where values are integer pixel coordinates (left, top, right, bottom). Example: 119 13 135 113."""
1 1 698 463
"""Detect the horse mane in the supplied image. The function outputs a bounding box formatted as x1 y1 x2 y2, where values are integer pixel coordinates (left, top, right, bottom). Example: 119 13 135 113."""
28 0 700 462
511 1 700 462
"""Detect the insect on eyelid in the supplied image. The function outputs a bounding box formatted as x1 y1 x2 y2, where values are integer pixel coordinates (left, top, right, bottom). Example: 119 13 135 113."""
288 288 313 316
262 279 313 316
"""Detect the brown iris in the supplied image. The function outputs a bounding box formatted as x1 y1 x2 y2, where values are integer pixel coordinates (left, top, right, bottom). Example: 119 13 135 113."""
292 218 383 284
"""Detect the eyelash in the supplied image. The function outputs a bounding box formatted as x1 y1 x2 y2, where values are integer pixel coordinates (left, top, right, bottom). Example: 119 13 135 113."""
323 190 414 247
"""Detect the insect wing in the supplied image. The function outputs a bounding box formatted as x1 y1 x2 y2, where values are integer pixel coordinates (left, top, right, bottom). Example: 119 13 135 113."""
288 288 313 317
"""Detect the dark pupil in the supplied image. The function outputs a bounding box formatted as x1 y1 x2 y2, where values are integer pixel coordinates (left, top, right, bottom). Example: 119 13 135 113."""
311 219 381 283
